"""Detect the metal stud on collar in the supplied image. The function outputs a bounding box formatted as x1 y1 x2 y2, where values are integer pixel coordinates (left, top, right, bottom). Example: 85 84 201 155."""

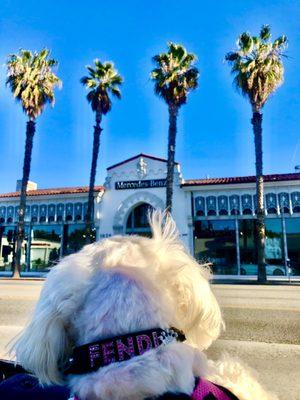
158 328 179 345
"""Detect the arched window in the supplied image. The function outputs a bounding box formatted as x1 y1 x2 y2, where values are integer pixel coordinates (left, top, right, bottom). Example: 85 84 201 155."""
195 196 205 216
74 203 83 221
39 205 47 221
126 203 153 236
66 203 74 221
266 193 277 215
291 192 300 213
218 196 228 215
48 204 56 221
278 192 290 214
229 195 240 215
241 194 253 215
25 205 30 219
206 196 217 216
0 206 6 221
31 205 39 221
57 204 65 221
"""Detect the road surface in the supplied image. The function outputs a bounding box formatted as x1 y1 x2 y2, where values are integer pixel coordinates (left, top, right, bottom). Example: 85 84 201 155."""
0 280 299 399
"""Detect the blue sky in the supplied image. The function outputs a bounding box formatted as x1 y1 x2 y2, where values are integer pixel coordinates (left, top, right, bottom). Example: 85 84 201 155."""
0 0 300 192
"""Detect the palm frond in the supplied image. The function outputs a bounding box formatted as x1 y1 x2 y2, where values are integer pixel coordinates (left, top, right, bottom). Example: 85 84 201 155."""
226 25 287 110
81 59 122 114
273 35 288 50
151 42 199 107
260 25 271 41
6 48 61 119
110 87 121 99
238 32 253 54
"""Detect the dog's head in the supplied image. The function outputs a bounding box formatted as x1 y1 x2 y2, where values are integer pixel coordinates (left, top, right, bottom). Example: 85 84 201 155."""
12 211 223 385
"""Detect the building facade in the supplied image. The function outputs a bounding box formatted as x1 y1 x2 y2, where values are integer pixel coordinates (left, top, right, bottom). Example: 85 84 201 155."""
1 153 300 277
0 186 103 272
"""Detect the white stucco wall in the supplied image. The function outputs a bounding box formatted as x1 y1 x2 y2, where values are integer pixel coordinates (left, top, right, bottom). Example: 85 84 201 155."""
96 155 191 249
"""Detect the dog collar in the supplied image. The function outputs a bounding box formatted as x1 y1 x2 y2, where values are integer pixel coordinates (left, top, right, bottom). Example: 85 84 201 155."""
64 327 185 375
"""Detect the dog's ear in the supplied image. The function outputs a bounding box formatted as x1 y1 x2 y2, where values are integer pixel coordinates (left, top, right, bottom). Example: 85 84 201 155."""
11 296 71 385
170 265 224 350
150 211 224 350
10 251 92 385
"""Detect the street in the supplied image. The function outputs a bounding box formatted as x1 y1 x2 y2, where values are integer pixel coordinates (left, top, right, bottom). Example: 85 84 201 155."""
0 281 299 399
209 285 300 400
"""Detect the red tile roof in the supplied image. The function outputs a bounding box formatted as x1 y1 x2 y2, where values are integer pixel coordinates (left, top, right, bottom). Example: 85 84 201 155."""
0 186 104 199
107 153 179 170
182 173 300 187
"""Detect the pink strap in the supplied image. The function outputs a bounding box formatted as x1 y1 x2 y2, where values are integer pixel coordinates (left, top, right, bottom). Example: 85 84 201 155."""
73 378 236 400
192 378 235 400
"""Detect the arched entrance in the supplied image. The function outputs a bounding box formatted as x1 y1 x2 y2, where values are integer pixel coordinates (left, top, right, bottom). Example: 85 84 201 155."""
112 191 164 235
125 203 153 236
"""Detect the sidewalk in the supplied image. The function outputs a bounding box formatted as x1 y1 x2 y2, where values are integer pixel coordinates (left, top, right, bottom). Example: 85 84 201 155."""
207 339 300 400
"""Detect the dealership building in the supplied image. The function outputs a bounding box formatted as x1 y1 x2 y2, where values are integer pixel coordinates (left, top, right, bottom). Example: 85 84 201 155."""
1 153 300 277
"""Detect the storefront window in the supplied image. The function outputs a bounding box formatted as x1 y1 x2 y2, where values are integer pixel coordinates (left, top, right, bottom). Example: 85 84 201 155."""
239 219 286 276
238 219 257 275
30 225 62 271
62 223 86 256
0 226 15 271
0 222 90 273
285 218 300 276
194 220 237 274
265 219 285 276
0 225 31 272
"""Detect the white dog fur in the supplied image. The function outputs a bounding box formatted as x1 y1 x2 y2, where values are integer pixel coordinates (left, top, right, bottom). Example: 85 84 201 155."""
12 211 278 400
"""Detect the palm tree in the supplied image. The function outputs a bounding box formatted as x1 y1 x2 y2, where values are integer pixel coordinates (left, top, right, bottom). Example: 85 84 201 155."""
225 25 287 282
81 60 122 242
6 49 61 278
151 43 199 213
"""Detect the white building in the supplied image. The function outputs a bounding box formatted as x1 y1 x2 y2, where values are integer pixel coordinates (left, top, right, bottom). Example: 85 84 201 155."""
1 153 300 278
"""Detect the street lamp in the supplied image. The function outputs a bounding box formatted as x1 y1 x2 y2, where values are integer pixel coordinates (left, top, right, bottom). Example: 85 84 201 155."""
295 165 300 172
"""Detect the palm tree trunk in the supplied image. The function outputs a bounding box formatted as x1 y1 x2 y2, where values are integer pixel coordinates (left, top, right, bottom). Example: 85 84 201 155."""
166 104 178 213
85 111 102 244
251 110 266 283
13 119 36 278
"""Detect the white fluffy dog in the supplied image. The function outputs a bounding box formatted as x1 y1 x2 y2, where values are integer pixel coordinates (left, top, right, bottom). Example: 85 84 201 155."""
12 212 277 400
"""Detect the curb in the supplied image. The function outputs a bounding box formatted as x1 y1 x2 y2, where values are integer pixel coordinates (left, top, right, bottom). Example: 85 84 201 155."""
211 279 300 286
0 277 45 281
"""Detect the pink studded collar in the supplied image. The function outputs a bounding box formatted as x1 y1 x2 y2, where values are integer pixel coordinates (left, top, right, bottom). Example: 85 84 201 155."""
65 327 185 375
